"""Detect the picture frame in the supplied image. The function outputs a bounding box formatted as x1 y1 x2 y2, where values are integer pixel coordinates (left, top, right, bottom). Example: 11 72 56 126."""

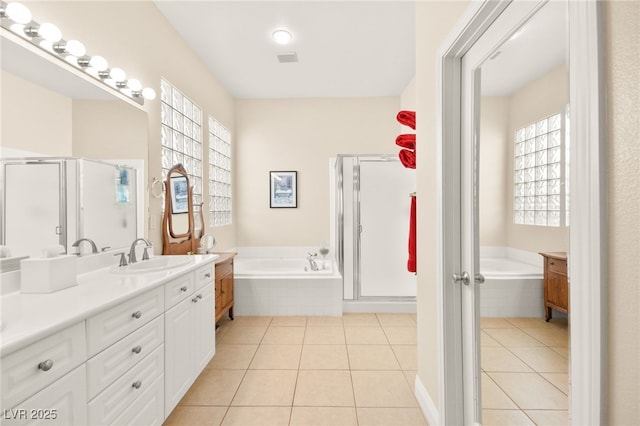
270 171 297 208
170 175 189 214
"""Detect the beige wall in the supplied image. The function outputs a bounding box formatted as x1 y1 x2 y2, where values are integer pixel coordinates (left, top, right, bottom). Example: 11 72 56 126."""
235 97 400 246
1 71 72 156
506 64 569 252
605 1 640 423
415 0 471 410
12 2 237 251
479 96 510 247
72 100 148 160
479 64 570 251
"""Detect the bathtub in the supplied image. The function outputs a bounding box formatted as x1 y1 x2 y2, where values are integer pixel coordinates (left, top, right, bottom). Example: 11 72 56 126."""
233 247 343 316
479 248 544 318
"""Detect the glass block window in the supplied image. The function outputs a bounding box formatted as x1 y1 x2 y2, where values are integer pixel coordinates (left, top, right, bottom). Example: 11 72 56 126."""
208 116 232 227
160 78 203 231
514 111 568 227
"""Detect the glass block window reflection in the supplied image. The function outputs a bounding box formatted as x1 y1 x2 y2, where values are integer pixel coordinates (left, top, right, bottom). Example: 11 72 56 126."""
514 112 568 227
160 78 203 231
208 116 232 227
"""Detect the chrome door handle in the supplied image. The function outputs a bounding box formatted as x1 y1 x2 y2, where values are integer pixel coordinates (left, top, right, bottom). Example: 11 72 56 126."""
474 273 485 284
452 271 471 285
38 359 54 371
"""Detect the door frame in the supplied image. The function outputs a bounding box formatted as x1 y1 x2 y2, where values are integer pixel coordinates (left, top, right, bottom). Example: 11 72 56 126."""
436 1 606 424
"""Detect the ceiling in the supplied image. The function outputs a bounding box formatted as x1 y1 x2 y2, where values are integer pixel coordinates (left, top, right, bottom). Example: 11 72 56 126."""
154 1 416 99
481 1 567 96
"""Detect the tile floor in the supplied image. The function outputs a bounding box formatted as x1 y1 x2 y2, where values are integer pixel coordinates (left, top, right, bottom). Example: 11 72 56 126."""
164 314 568 426
481 316 569 425
164 313 426 426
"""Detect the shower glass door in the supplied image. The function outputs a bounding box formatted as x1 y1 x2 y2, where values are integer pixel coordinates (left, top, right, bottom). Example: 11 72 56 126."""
357 157 415 298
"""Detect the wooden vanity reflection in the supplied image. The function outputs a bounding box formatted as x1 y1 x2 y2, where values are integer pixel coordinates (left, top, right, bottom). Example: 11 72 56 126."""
539 252 568 321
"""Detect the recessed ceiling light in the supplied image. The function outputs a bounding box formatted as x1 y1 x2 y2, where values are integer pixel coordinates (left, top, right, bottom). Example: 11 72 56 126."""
272 29 293 45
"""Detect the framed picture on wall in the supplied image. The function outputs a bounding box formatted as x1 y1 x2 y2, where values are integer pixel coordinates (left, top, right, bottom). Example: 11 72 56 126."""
270 171 297 208
170 175 189 214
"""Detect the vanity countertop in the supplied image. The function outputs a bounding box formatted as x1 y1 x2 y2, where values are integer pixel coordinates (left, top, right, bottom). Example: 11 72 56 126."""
0 254 217 357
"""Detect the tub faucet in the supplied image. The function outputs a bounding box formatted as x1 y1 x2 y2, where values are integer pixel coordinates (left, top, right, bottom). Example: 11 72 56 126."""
307 253 319 271
71 238 98 256
128 238 151 263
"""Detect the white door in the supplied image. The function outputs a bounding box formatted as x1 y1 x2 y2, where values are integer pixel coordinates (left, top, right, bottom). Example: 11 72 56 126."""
458 1 549 423
359 158 416 297
164 298 194 418
4 162 64 257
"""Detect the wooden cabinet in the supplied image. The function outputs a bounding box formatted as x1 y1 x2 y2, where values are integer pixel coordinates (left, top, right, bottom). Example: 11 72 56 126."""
214 253 236 324
539 252 568 321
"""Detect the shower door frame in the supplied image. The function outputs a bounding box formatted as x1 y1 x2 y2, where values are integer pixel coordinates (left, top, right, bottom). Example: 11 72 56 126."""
335 154 416 302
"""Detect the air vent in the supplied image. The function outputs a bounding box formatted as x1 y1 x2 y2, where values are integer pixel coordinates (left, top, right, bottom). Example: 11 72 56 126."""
277 52 298 63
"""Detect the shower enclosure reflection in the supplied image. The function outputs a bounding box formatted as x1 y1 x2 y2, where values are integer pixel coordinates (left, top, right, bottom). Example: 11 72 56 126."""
0 157 138 258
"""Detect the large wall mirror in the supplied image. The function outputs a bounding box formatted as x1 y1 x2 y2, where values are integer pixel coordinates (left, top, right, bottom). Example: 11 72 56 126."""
476 2 569 425
1 26 148 259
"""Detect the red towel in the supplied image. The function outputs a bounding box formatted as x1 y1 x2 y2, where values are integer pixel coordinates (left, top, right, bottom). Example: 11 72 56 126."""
399 149 416 169
397 110 416 130
396 134 416 150
408 195 416 273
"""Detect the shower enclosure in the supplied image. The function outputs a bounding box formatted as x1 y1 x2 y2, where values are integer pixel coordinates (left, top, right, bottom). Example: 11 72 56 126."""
332 155 416 311
1 157 140 258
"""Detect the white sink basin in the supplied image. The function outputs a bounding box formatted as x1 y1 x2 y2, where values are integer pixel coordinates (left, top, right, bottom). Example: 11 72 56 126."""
110 256 193 274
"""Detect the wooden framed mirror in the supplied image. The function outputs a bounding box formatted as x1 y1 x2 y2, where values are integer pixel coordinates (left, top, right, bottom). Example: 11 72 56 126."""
162 164 203 254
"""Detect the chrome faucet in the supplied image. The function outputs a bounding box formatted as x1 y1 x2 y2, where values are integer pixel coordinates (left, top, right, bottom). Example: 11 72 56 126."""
128 238 152 263
71 238 98 256
307 252 319 271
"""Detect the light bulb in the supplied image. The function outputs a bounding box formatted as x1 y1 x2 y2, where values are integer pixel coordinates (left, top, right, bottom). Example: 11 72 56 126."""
85 67 99 77
65 40 85 57
9 23 24 34
109 67 126 82
89 55 108 71
272 29 293 45
38 22 61 42
142 87 156 100
127 78 142 92
6 2 32 25
38 40 54 52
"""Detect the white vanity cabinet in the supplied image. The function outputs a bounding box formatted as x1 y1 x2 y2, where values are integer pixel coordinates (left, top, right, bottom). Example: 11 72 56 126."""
1 323 87 425
164 264 215 418
86 287 165 425
0 256 217 426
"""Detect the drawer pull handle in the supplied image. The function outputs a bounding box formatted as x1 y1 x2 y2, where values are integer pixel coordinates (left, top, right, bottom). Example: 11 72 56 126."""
192 297 199 303
205 273 212 278
132 381 142 389
132 311 142 319
180 286 188 292
38 359 54 371
132 345 142 354
197 294 203 300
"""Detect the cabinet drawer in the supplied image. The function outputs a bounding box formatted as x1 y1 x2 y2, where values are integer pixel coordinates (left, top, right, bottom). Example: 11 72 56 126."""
112 374 164 426
547 258 567 275
215 261 232 281
165 273 195 310
86 287 164 357
5 365 87 426
88 344 164 425
195 264 214 290
87 316 164 399
1 322 86 409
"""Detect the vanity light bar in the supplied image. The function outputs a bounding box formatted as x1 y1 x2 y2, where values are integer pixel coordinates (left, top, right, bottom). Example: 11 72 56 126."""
0 1 156 104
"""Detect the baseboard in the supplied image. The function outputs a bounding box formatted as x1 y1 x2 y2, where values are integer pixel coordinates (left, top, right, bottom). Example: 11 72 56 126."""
342 300 417 313
414 374 440 426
